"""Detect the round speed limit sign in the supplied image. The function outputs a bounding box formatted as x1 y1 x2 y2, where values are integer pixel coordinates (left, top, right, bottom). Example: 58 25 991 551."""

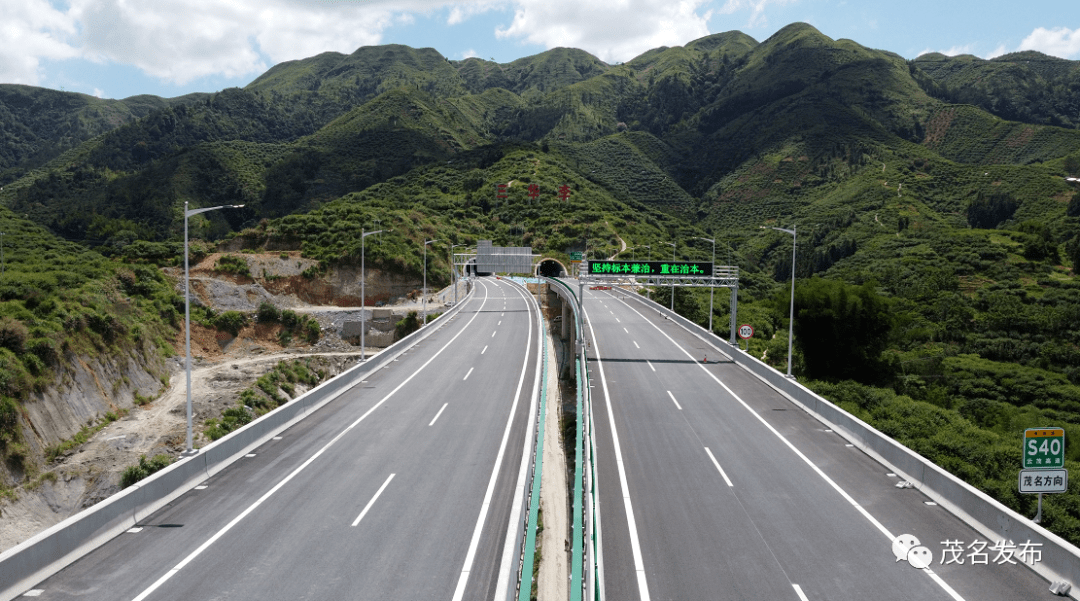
737 324 754 339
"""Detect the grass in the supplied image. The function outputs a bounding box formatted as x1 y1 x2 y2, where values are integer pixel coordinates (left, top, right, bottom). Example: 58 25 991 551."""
205 358 330 441
44 409 126 462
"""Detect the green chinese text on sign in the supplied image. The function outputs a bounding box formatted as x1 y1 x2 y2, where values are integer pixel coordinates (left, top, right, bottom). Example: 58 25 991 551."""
587 261 713 277
1024 428 1065 469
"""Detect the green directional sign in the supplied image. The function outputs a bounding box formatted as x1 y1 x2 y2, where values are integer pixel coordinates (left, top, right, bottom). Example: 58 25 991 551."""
1024 428 1065 469
570 252 583 261
587 260 713 277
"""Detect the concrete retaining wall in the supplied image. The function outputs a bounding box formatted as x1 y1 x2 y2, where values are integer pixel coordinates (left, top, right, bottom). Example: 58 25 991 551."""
609 285 1079 594
0 286 475 601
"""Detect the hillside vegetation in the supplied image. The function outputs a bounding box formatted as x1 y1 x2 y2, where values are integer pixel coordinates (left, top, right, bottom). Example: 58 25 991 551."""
2 22 1080 543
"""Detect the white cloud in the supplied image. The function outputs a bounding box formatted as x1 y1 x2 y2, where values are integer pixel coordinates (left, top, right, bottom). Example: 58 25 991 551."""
985 44 1009 60
92 87 105 98
495 0 713 63
447 1 500 25
0 0 79 85
461 48 479 59
1019 26 1080 59
717 0 797 29
916 44 983 58
63 0 419 85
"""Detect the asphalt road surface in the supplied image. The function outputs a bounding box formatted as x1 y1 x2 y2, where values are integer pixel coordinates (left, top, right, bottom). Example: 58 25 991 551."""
21 277 541 601
576 281 1051 601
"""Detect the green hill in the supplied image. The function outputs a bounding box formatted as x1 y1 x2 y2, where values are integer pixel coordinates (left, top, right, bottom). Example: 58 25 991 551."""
913 51 1080 128
3 22 1080 542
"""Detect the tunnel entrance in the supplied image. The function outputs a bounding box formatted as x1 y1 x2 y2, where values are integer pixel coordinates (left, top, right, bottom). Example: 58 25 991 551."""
536 259 567 277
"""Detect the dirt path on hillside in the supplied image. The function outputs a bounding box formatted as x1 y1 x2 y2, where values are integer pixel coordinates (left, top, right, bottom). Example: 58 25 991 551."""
0 346 371 551
0 257 462 552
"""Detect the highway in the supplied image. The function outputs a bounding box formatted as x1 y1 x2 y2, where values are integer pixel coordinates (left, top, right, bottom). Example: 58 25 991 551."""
578 282 1051 601
20 277 541 601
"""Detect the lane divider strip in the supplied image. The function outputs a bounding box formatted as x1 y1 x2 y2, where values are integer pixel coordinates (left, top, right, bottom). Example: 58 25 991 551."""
352 474 395 527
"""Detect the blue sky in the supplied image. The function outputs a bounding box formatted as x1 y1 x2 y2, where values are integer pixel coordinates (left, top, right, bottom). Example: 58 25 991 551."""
3 0 1078 100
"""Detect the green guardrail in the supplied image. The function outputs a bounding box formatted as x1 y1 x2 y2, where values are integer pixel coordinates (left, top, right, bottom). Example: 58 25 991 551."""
518 323 547 601
547 277 600 601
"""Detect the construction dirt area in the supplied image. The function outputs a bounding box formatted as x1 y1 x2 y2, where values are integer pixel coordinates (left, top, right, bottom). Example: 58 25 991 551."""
0 252 458 551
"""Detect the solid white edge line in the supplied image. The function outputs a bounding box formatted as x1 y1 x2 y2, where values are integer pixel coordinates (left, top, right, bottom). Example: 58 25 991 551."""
463 367 475 381
429 403 449 427
647 360 655 372
351 474 395 527
586 303 651 601
452 279 535 601
611 294 967 601
494 281 543 600
704 447 733 487
129 283 494 601
666 390 682 411
792 583 810 601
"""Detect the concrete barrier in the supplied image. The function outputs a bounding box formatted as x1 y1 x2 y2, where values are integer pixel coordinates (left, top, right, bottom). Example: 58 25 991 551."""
0 286 475 601
610 285 1080 593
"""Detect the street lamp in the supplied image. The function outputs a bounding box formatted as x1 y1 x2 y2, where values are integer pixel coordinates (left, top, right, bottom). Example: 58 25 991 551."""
664 242 676 311
450 243 465 306
183 201 243 455
423 239 440 326
696 237 716 334
361 229 383 362
762 224 797 377
640 245 650 299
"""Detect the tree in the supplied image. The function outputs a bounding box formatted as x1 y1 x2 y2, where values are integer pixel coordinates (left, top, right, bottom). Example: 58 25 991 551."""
784 277 894 383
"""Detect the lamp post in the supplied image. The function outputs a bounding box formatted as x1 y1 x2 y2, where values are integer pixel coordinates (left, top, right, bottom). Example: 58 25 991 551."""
641 245 650 299
423 239 439 326
696 236 716 334
664 242 676 310
361 229 383 362
0 231 6 275
183 202 243 455
450 244 465 306
762 224 797 377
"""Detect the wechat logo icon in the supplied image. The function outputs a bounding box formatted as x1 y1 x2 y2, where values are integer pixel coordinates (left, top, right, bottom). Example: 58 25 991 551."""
893 534 933 569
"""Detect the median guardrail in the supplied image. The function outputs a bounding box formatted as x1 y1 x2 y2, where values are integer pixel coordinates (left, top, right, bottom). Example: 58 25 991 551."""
544 277 601 601
608 284 1080 594
0 287 475 601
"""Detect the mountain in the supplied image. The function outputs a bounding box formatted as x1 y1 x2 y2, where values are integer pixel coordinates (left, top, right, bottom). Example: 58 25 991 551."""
4 23 1080 542
0 85 206 183
913 50 1080 128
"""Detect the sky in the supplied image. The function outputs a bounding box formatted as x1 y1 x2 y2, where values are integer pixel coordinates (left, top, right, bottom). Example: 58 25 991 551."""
2 0 1078 100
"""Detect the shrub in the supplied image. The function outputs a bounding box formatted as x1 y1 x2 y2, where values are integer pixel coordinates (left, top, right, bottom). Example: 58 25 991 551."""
304 319 320 342
280 309 299 328
277 329 292 346
0 318 28 353
0 396 20 449
395 311 420 339
257 301 280 323
214 311 248 336
204 406 253 441
214 255 251 277
120 454 173 488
